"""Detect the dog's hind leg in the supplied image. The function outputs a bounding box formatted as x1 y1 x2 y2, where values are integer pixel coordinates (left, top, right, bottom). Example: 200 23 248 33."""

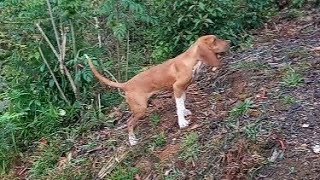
126 93 148 146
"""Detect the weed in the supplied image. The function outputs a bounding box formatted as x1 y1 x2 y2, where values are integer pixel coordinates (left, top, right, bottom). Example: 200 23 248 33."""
238 34 254 50
179 132 199 161
226 118 240 130
48 157 94 179
281 68 303 87
148 132 166 151
287 47 310 59
150 113 161 126
230 99 253 118
164 167 182 180
28 143 61 179
153 132 166 147
155 163 182 180
244 120 262 141
109 165 139 180
282 95 298 105
285 8 305 19
233 61 269 71
287 166 297 175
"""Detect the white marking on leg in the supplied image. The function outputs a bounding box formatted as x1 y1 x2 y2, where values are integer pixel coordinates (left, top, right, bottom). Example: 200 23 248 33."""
175 96 189 128
129 134 138 146
184 109 192 116
182 92 186 102
181 92 192 116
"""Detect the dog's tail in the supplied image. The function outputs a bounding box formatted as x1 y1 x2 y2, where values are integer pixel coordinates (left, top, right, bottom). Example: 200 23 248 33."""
85 55 125 89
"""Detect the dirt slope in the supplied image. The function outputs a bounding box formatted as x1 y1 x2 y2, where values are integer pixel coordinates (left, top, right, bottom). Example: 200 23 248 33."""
68 8 320 180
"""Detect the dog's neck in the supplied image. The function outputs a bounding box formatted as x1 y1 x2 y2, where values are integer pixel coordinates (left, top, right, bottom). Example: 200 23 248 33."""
182 44 202 68
181 44 204 80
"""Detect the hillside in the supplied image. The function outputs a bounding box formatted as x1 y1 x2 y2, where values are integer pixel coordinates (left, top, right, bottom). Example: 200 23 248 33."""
6 8 320 180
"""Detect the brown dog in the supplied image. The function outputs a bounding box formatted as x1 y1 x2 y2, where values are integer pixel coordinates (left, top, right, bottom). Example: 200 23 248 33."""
87 35 230 145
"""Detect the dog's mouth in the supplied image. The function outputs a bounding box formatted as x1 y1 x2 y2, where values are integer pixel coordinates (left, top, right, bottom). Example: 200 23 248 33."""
217 52 228 58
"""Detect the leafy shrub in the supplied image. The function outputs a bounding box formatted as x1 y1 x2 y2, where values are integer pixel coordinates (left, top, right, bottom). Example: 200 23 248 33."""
0 0 152 173
148 0 277 60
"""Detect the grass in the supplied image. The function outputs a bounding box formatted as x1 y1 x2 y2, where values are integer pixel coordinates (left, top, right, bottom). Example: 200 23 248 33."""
150 113 161 126
148 132 167 151
233 61 269 71
48 156 94 179
287 47 310 59
109 165 139 180
164 167 182 180
281 67 303 87
237 34 254 50
179 132 199 162
244 120 262 141
28 142 62 179
282 95 298 105
230 99 253 118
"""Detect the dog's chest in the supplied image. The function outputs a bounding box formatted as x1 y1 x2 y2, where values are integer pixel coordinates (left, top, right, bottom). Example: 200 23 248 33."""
192 61 203 80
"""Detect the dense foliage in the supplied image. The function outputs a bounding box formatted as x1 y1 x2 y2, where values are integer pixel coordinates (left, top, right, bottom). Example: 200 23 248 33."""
0 0 313 176
149 0 276 60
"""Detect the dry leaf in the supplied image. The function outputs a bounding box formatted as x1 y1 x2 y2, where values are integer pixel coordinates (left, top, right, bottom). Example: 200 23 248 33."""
255 88 268 99
247 109 261 117
212 67 218 71
312 47 320 51
134 174 142 180
190 123 202 130
39 138 48 145
57 152 72 170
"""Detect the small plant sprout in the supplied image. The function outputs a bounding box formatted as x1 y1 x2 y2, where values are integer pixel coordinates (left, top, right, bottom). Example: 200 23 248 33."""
281 66 303 87
179 132 200 161
230 98 253 118
150 113 161 126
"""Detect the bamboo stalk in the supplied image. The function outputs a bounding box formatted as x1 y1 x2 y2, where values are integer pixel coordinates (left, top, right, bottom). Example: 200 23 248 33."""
46 0 61 53
36 23 79 100
39 47 70 105
125 31 130 81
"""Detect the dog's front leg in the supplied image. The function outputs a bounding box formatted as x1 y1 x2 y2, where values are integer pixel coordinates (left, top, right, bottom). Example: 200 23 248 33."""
174 87 189 128
182 92 192 116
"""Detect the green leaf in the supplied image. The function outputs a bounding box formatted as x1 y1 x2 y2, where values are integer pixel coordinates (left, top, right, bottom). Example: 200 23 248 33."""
49 79 55 88
177 16 184 25
205 18 213 24
82 68 93 83
199 2 205 10
112 23 127 41
40 64 45 72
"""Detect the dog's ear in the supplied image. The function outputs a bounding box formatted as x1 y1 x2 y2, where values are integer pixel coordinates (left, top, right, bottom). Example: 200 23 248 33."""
197 42 220 67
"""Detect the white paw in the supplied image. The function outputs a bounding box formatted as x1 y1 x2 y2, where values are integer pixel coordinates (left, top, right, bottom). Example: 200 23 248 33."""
178 118 189 129
129 135 138 146
184 109 192 116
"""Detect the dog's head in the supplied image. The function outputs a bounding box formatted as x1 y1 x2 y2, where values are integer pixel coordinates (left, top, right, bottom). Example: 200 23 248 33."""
195 35 230 67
